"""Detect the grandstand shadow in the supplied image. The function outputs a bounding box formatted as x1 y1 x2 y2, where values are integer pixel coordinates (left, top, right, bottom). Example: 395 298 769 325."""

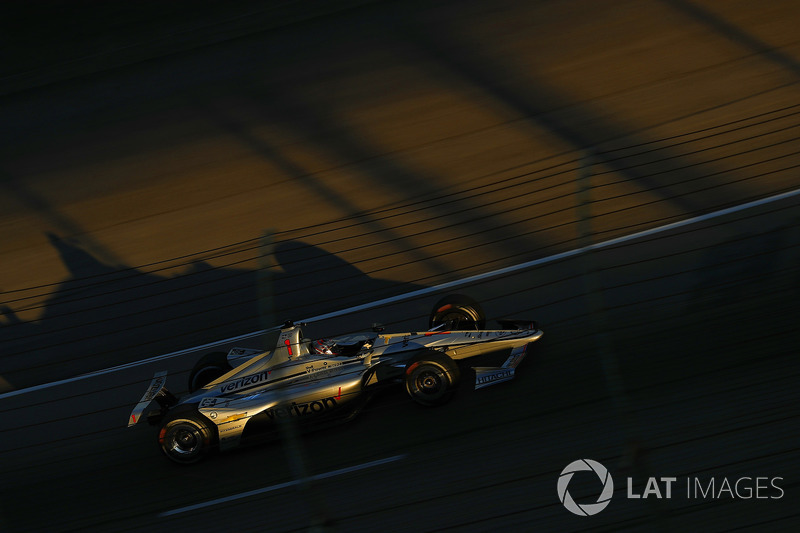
0 174 126 270
202 84 557 283
403 17 771 226
661 0 800 80
0 234 425 391
199 98 460 284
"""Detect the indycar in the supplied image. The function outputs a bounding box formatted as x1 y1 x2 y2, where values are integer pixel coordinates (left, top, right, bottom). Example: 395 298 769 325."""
128 294 543 463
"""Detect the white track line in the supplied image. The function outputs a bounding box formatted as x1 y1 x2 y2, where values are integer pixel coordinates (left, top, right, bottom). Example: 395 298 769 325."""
2 187 799 400
159 454 407 517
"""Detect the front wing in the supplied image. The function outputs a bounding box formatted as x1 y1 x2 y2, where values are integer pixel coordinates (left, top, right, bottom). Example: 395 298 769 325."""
472 343 530 390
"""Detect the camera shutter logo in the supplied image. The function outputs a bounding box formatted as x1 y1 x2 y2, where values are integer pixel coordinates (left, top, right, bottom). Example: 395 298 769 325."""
558 459 614 516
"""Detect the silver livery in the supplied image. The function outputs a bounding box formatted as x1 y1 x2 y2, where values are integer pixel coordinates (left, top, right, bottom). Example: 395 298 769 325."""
128 294 543 463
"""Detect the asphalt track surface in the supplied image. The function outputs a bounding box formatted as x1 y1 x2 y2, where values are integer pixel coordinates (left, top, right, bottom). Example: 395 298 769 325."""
1 1 800 531
4 194 800 532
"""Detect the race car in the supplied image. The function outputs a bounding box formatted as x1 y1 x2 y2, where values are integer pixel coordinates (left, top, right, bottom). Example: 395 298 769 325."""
128 294 543 463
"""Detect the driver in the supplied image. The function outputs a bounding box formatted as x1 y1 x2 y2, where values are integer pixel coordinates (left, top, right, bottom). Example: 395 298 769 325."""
311 339 342 355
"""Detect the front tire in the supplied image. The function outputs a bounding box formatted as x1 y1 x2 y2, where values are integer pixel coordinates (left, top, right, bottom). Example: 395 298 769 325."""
187 351 232 392
429 294 486 330
158 410 215 464
404 351 461 407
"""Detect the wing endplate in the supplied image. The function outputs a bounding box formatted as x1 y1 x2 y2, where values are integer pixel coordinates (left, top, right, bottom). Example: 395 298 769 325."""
128 371 168 427
472 344 529 390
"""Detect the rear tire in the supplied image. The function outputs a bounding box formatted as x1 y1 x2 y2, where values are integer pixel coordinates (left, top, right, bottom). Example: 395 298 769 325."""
158 410 215 464
404 351 461 407
429 294 486 330
187 351 232 392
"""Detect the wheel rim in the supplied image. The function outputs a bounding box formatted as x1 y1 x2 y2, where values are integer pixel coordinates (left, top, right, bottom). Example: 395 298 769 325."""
439 310 475 329
433 306 481 330
163 421 205 462
418 369 443 393
408 363 449 403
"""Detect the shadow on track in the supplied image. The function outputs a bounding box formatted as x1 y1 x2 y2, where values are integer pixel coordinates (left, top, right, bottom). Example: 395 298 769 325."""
0 234 427 390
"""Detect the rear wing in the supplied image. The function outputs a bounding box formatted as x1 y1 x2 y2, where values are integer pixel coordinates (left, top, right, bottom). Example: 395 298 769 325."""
128 371 175 427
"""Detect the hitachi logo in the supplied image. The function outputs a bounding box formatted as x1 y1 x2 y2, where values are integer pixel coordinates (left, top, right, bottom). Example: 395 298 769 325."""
264 397 338 419
476 369 513 385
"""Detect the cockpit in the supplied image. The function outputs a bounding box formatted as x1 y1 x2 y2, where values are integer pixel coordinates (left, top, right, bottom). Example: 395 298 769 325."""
309 333 375 356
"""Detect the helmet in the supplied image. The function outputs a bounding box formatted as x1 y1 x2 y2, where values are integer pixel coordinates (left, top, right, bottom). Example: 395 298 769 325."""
311 339 341 355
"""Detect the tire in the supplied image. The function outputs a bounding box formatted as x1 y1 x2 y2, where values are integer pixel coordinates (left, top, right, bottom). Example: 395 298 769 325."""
404 351 461 407
429 294 486 330
187 351 232 392
158 409 215 464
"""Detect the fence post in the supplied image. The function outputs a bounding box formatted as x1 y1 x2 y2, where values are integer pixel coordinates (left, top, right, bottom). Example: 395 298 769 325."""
258 230 279 348
259 230 334 531
576 152 632 445
575 153 670 530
